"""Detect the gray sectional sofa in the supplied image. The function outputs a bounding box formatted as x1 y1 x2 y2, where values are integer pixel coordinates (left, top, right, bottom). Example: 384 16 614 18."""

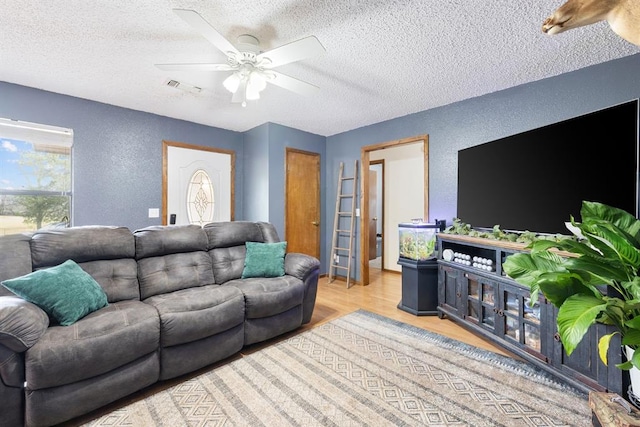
0 221 320 427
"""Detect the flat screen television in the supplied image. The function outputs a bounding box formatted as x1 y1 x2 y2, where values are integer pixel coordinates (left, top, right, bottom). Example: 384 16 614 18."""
457 99 639 235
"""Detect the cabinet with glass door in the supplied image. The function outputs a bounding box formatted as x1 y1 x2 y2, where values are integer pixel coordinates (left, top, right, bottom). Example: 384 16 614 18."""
500 283 546 360
436 233 622 395
464 273 497 332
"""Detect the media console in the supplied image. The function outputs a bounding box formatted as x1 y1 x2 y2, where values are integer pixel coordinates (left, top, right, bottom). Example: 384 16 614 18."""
437 233 625 395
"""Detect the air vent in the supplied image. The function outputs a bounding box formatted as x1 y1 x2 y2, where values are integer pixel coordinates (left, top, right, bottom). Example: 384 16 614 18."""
164 79 202 94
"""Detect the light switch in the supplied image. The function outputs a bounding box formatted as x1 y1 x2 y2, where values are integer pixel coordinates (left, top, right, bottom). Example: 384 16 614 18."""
148 208 160 218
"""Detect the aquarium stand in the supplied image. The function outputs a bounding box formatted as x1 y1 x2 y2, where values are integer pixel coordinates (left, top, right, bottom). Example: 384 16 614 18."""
397 257 439 316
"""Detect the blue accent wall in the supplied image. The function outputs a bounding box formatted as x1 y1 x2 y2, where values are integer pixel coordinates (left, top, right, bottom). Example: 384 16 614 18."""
243 123 270 222
2 53 640 281
0 82 243 232
266 123 326 265
241 122 326 267
326 53 640 279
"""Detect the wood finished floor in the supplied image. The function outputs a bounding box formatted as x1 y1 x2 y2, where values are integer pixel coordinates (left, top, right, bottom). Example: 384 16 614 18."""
294 268 513 358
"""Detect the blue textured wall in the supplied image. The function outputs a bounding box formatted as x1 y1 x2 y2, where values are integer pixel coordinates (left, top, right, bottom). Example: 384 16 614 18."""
326 53 640 279
243 123 270 222
240 122 325 240
266 123 326 265
0 82 243 232
2 53 640 279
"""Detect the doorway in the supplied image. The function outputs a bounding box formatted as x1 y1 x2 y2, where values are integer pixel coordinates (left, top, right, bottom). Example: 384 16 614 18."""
360 135 429 286
285 148 321 258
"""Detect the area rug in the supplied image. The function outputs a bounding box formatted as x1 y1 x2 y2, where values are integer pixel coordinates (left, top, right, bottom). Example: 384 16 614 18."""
80 310 591 426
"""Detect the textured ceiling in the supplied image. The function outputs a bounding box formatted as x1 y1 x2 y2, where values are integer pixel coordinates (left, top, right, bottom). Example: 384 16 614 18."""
1 1 638 137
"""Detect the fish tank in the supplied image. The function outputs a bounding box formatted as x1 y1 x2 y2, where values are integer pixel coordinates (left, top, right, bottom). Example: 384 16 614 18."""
398 220 446 261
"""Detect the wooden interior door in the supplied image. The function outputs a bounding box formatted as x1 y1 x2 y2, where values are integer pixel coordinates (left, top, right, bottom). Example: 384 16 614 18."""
368 169 378 261
285 148 320 258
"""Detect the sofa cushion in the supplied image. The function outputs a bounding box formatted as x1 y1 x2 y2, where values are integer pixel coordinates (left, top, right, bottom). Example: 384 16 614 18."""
137 252 215 299
26 226 139 305
134 225 208 259
135 225 215 299
1 260 108 326
0 233 33 296
205 221 284 284
242 241 287 279
79 258 140 302
204 221 267 248
25 300 159 390
30 226 134 269
144 285 244 347
209 246 246 284
223 276 305 319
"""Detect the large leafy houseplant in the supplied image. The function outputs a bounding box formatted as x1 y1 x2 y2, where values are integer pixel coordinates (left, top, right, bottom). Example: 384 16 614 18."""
503 201 640 371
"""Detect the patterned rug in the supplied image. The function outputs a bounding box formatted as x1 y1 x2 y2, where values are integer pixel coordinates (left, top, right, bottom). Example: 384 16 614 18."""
78 310 591 426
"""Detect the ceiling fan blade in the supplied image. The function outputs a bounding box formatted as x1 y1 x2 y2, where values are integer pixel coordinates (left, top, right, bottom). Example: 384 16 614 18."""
267 70 319 96
257 36 325 68
173 9 239 56
155 63 235 71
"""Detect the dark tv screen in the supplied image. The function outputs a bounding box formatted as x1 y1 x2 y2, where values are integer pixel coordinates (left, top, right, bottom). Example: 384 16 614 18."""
457 100 639 234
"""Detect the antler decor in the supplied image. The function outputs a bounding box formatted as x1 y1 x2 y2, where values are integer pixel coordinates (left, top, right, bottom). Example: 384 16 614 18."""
543 0 640 46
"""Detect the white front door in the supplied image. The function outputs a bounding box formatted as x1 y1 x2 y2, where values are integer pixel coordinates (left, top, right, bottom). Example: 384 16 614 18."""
163 141 235 226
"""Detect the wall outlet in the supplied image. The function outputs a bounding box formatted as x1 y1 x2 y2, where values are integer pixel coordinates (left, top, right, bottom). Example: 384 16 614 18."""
148 208 160 218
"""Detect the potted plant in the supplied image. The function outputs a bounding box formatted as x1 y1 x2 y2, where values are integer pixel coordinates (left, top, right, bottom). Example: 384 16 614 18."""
503 201 640 396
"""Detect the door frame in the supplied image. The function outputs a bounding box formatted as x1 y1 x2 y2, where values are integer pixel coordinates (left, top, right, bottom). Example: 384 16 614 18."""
284 147 321 258
162 140 236 225
369 159 385 268
360 135 429 285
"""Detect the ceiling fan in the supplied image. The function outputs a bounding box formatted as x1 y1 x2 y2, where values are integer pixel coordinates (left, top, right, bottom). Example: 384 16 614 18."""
156 9 326 107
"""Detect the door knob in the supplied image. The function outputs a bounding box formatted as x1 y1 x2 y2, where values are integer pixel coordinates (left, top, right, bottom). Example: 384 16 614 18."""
312 221 319 226
373 217 378 221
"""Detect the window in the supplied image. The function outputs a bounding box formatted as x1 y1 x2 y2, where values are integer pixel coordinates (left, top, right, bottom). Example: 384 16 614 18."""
186 169 214 226
0 118 73 236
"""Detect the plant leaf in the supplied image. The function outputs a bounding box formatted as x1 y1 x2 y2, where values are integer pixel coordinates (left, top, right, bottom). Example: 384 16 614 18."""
503 251 565 284
580 222 640 270
632 348 640 370
581 201 640 242
564 256 628 285
626 316 640 330
622 329 640 347
557 295 606 355
616 360 634 370
537 272 596 308
599 332 618 366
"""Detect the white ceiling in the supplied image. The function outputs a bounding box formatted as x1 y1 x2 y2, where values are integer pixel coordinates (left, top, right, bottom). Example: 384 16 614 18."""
1 1 638 137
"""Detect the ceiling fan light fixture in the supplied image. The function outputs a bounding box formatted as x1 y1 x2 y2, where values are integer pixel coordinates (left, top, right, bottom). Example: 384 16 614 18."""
223 73 241 93
159 9 326 106
249 72 267 92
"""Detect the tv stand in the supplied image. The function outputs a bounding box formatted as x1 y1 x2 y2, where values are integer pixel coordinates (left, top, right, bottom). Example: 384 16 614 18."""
437 233 625 395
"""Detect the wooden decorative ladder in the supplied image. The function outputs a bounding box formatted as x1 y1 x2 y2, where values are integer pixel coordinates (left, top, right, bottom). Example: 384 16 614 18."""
328 160 358 288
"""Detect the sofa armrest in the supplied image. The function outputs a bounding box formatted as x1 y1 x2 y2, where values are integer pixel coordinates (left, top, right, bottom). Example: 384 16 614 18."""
284 253 320 281
0 296 49 353
285 253 320 324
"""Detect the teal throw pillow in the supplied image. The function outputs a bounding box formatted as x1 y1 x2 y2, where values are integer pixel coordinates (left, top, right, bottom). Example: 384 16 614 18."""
1 259 108 326
242 241 287 279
